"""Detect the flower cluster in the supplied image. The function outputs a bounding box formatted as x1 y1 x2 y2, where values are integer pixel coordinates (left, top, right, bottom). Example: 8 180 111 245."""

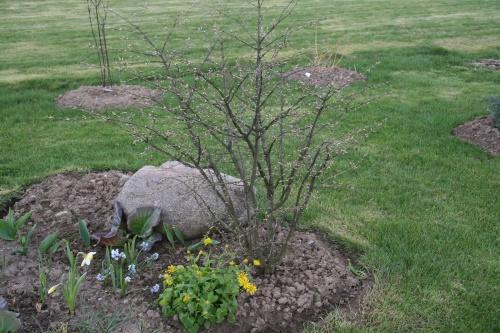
237 272 257 295
111 249 126 261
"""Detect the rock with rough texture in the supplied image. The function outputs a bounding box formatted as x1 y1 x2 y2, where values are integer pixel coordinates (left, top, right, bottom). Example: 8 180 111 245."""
116 161 252 239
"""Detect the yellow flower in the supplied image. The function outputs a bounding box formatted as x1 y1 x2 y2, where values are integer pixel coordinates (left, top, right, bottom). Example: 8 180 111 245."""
167 265 175 274
196 270 204 278
182 294 191 304
79 251 96 267
252 259 261 267
203 237 213 246
229 260 235 266
48 284 60 295
243 258 248 264
163 273 173 286
237 272 249 286
245 283 257 295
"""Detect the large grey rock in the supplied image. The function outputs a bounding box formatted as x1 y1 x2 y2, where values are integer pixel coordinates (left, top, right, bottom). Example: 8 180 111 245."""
116 161 252 239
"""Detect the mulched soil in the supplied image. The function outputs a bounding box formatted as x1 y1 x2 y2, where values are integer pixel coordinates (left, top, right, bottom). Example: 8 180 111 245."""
472 59 500 70
454 116 500 156
56 85 162 111
1 172 370 333
282 66 366 88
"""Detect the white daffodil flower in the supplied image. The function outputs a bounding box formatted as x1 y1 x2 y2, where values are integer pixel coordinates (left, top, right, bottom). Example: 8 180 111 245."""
80 251 96 267
48 284 61 295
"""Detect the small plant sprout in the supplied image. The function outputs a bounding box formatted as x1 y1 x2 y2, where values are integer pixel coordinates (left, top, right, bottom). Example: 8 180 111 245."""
78 219 91 247
0 209 32 241
123 235 139 266
62 242 88 314
15 223 37 255
163 223 185 248
39 232 60 256
37 233 60 305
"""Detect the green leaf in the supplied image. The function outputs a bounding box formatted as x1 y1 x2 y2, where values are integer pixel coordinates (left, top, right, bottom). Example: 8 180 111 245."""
188 241 203 252
39 233 59 254
26 224 37 243
0 223 16 241
14 211 31 231
172 226 185 245
78 219 91 247
163 224 175 248
0 310 21 332
127 207 161 238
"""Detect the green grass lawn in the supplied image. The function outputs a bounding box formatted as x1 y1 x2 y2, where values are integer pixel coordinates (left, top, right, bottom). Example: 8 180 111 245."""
1 0 499 332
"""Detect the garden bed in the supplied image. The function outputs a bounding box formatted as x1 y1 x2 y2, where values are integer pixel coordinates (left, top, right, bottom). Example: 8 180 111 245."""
56 85 162 111
282 66 365 88
472 59 500 70
1 172 370 332
454 116 500 155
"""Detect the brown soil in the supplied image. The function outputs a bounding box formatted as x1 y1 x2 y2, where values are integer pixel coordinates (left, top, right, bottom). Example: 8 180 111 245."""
472 59 500 70
454 116 500 155
282 66 366 88
1 172 370 333
56 85 163 111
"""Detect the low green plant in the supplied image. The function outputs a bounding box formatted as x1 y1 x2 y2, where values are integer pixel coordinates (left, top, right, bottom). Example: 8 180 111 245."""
488 96 500 128
39 232 60 256
38 255 49 305
15 223 37 255
162 224 185 248
62 242 87 314
158 241 257 333
0 209 31 241
78 219 91 247
0 310 21 332
123 235 139 267
100 247 130 297
73 303 128 333
37 233 60 305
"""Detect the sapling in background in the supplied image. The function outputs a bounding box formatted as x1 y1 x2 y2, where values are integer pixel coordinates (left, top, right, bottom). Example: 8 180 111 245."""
86 0 113 87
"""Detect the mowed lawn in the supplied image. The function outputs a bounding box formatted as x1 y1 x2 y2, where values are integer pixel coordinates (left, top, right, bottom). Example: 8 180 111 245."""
1 0 499 332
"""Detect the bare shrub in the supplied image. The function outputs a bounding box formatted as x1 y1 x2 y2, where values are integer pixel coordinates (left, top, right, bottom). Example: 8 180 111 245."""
112 0 366 273
86 0 112 87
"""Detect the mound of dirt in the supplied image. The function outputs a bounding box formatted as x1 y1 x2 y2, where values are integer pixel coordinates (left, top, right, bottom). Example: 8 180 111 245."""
454 116 499 156
56 85 163 111
472 59 500 70
282 66 365 88
1 172 370 333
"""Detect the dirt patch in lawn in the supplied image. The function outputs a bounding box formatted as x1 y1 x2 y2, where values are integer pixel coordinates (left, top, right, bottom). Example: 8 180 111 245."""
1 172 370 333
454 116 500 156
282 66 366 88
472 59 500 70
56 85 163 111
